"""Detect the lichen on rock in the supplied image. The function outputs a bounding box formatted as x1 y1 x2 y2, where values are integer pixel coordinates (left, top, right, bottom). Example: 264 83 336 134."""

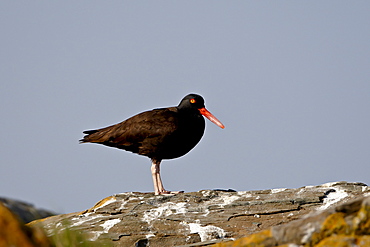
26 181 370 247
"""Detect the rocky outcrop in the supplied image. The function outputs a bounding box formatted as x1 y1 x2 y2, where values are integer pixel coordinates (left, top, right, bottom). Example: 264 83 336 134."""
0 197 55 223
211 195 370 247
29 181 370 247
0 202 51 247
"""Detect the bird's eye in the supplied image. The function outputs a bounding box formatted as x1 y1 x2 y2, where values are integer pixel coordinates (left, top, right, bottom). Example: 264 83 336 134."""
190 99 196 103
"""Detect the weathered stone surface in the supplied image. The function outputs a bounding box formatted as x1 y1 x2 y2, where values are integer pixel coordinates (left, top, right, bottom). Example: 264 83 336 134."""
0 202 51 247
211 195 370 247
30 181 370 247
0 197 55 223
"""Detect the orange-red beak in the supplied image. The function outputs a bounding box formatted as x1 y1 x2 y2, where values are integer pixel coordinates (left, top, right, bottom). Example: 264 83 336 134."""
199 108 225 129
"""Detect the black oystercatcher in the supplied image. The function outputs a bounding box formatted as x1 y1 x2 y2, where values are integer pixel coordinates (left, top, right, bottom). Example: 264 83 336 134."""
80 94 224 195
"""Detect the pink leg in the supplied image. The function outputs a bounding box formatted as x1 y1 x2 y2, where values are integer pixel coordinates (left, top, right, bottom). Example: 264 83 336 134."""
151 159 183 195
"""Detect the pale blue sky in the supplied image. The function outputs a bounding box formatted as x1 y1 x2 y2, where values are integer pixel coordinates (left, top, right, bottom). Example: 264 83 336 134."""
1 2 369 213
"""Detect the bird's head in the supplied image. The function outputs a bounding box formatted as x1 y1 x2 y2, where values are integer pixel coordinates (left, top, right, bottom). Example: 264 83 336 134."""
178 94 225 129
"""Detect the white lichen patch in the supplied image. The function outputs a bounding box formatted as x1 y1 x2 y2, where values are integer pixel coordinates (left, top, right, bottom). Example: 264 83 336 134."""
220 195 240 206
88 231 104 241
70 213 103 227
131 196 144 200
363 192 370 198
142 202 188 223
76 217 121 241
209 193 242 208
237 191 252 197
117 200 128 211
301 222 317 243
200 190 253 209
182 222 226 242
45 212 116 241
146 233 155 239
318 189 348 210
297 187 309 194
201 190 213 197
202 208 210 217
101 218 121 233
271 188 287 193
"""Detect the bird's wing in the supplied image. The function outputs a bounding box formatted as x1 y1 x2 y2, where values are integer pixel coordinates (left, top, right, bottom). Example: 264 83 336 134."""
80 107 179 154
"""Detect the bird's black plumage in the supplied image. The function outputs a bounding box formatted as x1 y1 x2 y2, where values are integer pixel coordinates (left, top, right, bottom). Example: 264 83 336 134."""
80 93 224 194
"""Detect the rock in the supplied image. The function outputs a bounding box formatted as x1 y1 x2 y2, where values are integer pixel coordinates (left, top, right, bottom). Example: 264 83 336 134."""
29 181 370 247
0 197 55 223
210 194 370 247
0 202 51 247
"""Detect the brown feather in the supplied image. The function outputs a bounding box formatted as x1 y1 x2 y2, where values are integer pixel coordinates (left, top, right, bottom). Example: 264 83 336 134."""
80 106 204 159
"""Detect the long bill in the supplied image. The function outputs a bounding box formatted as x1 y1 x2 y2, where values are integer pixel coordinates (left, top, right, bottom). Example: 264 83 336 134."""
199 108 225 129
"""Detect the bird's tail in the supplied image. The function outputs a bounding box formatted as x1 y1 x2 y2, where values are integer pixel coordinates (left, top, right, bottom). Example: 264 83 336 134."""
79 129 99 143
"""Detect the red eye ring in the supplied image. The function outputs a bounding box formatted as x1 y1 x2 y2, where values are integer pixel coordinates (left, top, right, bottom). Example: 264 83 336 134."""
190 99 196 103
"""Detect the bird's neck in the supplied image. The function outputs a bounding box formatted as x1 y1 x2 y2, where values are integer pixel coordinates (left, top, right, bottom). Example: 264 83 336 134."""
177 107 200 116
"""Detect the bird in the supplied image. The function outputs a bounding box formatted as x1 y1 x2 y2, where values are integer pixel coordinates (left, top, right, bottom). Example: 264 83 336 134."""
80 93 224 195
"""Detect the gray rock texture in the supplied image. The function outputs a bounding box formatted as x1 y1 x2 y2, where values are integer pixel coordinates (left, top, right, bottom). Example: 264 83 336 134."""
31 181 370 247
212 191 370 247
0 197 55 223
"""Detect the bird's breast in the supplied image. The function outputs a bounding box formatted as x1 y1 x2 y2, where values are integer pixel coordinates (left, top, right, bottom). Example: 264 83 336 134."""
152 114 205 160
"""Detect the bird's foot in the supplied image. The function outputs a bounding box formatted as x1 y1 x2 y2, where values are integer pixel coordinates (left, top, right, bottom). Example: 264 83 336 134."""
155 190 184 195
